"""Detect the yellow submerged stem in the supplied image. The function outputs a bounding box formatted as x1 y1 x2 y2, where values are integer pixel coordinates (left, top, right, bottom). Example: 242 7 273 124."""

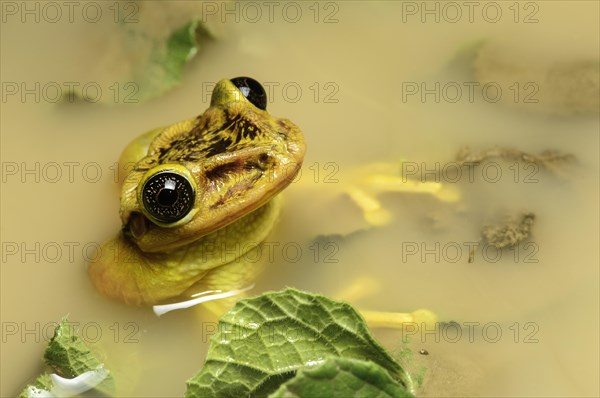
361 309 439 329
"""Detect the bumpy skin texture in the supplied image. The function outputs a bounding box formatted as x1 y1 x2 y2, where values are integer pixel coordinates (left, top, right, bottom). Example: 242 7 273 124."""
88 79 305 306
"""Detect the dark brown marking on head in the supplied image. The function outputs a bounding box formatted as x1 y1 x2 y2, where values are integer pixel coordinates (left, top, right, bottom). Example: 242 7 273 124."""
204 137 234 158
148 107 277 167
208 169 264 209
205 160 244 180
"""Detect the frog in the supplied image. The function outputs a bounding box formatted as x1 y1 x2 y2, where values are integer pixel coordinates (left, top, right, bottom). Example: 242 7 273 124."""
88 77 305 314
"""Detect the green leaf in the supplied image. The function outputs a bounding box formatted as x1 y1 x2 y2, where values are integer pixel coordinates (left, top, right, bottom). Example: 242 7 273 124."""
66 15 212 104
443 39 487 79
268 357 414 398
17 374 53 398
44 318 110 381
131 18 209 102
185 288 414 398
19 317 114 397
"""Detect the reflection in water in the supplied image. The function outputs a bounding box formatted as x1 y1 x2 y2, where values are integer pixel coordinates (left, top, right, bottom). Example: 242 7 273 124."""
152 284 255 317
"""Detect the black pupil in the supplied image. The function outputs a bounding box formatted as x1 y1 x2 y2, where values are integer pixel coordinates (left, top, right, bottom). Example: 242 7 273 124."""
142 171 194 223
230 76 267 110
157 183 179 206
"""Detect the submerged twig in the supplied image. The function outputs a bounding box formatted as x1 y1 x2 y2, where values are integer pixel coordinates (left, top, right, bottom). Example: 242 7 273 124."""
468 212 536 263
456 146 575 176
481 212 535 249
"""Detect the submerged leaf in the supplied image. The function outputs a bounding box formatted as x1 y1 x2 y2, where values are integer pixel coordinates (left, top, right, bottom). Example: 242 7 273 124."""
268 357 414 398
185 288 414 398
19 317 114 397
131 18 210 102
17 374 53 398
443 39 487 79
44 318 111 383
65 4 215 104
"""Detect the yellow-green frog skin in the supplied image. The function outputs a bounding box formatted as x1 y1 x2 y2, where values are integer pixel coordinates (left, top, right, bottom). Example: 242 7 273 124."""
88 78 305 308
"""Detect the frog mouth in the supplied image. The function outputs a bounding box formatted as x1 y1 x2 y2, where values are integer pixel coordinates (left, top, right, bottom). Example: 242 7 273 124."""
123 211 150 240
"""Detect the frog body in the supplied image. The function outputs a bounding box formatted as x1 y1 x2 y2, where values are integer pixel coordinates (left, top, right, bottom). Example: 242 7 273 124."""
88 78 305 308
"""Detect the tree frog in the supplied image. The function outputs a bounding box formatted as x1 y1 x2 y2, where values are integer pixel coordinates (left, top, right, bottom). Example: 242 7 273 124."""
88 77 305 312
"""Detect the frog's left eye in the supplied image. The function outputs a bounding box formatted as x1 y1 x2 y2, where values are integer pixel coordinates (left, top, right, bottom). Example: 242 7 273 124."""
141 171 195 224
231 76 267 110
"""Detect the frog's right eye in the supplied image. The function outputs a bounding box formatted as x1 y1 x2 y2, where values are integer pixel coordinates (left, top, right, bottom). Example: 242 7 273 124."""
231 76 267 110
141 171 195 224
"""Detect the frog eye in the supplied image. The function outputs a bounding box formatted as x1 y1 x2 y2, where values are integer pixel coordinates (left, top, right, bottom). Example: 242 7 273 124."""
141 171 195 224
231 76 267 110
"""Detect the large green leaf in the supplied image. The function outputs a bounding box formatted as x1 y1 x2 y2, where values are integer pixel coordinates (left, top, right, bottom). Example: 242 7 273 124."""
268 357 414 398
186 288 414 398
